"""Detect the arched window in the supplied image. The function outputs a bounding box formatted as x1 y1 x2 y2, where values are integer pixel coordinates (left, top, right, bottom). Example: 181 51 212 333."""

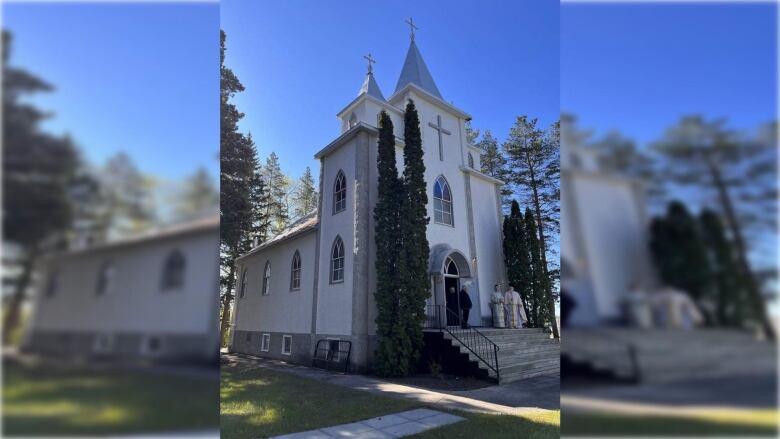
445 257 459 276
468 152 475 169
239 267 248 298
161 249 186 291
96 261 116 296
330 236 345 283
348 112 358 128
290 251 301 291
262 261 271 295
433 176 454 226
333 171 347 214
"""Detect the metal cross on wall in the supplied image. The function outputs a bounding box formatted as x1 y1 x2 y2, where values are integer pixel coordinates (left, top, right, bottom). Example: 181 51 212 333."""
429 115 451 161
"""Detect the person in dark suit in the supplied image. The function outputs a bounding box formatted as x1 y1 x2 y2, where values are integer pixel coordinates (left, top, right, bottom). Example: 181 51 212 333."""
459 285 473 328
446 286 459 326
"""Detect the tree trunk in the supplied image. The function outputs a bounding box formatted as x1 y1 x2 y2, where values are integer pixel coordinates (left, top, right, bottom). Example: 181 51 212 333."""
527 165 560 338
704 153 775 339
3 248 37 346
219 262 237 348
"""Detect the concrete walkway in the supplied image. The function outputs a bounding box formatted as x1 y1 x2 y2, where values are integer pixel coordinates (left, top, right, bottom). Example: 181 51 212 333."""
271 408 464 439
224 354 557 416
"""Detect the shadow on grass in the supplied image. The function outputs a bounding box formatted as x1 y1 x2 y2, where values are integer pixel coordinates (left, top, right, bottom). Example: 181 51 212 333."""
562 412 778 437
3 360 219 436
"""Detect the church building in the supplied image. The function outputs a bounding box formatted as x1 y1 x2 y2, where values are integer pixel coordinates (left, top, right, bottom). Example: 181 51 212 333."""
229 29 510 373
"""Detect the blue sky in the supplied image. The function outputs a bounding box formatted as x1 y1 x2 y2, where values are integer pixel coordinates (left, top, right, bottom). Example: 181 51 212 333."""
221 0 559 179
561 3 777 144
2 2 220 182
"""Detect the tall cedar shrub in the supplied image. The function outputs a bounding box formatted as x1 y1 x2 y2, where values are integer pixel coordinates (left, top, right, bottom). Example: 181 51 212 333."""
503 200 534 326
399 99 430 375
373 111 406 375
525 208 553 328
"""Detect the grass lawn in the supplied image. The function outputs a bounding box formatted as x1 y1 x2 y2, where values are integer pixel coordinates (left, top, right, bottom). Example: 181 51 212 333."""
563 410 778 436
221 361 559 439
3 360 219 436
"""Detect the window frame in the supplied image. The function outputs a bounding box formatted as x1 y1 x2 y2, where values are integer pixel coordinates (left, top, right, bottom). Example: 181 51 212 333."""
160 249 186 292
239 267 248 298
433 176 454 227
261 333 271 352
468 152 475 169
333 170 347 214
330 236 345 284
290 251 302 291
262 261 271 295
281 335 293 356
96 260 116 296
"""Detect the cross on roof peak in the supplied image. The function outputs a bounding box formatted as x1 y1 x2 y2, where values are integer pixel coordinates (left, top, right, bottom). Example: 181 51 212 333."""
363 53 376 74
405 17 418 41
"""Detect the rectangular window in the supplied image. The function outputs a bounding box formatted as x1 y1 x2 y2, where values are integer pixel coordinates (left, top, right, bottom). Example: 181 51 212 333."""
327 339 341 362
282 335 292 355
261 333 270 352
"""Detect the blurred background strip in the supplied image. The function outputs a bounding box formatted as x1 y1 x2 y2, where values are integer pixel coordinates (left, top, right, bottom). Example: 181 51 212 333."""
2 1 220 436
560 2 778 437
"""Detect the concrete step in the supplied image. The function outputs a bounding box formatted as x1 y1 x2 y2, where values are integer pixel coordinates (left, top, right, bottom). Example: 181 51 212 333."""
499 365 560 383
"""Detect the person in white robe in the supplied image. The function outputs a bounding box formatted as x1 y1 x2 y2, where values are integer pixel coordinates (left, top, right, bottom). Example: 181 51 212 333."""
490 284 505 328
504 286 526 328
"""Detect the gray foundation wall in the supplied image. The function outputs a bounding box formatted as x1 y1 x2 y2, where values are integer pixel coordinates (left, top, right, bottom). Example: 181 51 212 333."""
24 330 217 363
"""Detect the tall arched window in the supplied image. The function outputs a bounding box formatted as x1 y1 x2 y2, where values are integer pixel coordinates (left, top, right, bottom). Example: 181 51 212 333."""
333 171 347 214
445 257 459 276
239 267 248 298
96 261 116 296
467 152 475 169
161 249 186 291
433 176 454 226
290 251 301 291
330 236 345 283
262 261 271 295
348 112 358 128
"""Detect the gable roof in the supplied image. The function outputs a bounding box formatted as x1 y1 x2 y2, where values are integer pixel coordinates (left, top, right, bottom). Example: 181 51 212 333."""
394 39 442 100
237 211 319 261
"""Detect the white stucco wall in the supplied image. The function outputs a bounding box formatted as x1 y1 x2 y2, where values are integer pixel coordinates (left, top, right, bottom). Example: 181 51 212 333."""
471 177 506 320
234 231 317 334
316 138 357 336
29 228 219 335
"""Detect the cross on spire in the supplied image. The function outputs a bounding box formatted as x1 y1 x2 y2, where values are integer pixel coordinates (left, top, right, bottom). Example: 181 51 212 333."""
405 17 418 41
363 53 376 74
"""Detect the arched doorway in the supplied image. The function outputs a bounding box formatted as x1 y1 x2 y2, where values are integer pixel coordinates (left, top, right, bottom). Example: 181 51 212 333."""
443 257 461 325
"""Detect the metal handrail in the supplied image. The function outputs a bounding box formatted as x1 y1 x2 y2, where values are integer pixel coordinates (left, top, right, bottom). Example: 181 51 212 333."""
424 304 500 382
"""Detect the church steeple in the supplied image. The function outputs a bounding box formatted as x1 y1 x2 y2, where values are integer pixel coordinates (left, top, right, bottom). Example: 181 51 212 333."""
394 19 443 99
357 53 385 100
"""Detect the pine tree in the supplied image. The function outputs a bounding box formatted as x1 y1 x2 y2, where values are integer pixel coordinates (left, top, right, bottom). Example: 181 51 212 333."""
478 130 506 180
373 110 407 376
700 209 750 326
263 151 289 235
219 30 259 346
399 99 430 375
504 116 560 337
292 166 318 220
174 167 218 221
2 31 80 344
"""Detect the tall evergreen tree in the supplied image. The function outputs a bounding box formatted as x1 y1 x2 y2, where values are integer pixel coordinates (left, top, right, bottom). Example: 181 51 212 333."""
391 99 431 376
263 151 289 235
502 200 533 326
219 30 258 345
173 167 218 221
292 166 318 219
2 31 80 343
700 209 749 326
504 116 560 337
525 208 553 329
477 130 506 180
373 110 407 376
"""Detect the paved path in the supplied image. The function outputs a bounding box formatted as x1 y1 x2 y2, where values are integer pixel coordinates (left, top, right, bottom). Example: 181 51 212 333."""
224 354 557 416
271 408 464 439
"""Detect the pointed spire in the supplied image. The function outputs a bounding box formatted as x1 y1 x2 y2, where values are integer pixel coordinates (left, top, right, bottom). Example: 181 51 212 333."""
358 53 385 100
394 21 443 99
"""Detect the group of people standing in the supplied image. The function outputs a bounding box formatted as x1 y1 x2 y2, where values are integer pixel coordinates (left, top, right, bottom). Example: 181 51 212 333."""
444 283 529 329
491 284 527 329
